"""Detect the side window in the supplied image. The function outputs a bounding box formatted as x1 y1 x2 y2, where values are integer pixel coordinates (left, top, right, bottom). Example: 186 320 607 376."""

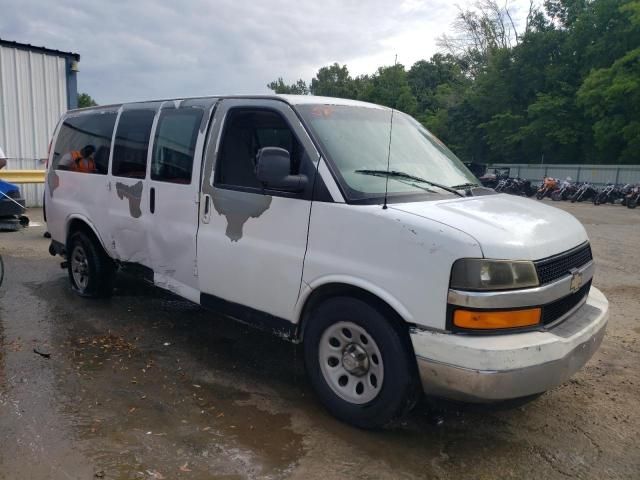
52 111 117 174
216 109 302 190
151 108 204 184
112 109 155 178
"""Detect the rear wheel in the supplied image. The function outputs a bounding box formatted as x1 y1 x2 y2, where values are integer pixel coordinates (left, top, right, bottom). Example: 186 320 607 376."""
304 297 420 429
67 231 115 297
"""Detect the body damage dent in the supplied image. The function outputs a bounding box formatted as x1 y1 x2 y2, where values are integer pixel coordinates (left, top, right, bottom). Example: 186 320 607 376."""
115 181 143 218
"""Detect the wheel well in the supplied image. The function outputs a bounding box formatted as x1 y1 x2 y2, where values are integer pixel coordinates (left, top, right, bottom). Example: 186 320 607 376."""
298 283 410 343
66 219 106 256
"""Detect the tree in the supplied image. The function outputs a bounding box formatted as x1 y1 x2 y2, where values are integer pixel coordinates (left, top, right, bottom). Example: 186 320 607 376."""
265 0 640 164
577 47 640 163
266 78 309 95
437 0 535 77
309 63 357 98
77 93 97 108
363 65 417 114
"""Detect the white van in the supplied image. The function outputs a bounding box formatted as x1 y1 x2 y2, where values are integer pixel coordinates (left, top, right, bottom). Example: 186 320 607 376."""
45 95 608 428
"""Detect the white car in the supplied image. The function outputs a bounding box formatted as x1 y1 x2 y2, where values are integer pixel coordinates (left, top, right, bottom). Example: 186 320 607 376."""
45 95 608 428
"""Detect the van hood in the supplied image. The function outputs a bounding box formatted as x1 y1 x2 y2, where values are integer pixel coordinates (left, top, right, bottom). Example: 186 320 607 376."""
390 193 588 260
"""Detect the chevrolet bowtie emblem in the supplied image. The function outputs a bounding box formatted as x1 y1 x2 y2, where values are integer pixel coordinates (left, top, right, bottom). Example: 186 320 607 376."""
570 268 583 293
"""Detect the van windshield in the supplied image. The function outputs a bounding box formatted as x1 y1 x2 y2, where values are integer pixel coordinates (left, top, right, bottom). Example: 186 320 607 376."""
296 104 478 202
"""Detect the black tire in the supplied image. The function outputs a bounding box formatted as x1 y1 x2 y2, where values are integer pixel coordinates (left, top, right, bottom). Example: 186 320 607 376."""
67 231 115 297
0 255 4 288
628 198 638 209
535 191 545 200
303 296 420 429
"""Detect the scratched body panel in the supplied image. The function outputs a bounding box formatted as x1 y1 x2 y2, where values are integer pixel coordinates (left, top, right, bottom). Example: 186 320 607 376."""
143 98 217 303
105 102 161 264
197 97 319 322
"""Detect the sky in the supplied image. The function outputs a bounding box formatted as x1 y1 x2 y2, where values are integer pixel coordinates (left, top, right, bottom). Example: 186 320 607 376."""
0 0 534 104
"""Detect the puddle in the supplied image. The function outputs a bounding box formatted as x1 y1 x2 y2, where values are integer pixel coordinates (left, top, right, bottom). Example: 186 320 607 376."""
29 276 305 479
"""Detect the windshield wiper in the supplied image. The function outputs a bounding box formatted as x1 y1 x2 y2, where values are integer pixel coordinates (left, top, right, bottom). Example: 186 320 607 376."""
355 169 464 197
450 182 479 189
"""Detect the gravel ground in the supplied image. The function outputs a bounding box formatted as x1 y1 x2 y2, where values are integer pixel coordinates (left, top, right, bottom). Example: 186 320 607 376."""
0 202 638 480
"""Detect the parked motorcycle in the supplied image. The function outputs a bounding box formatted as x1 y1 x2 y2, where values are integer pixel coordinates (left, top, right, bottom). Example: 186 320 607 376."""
593 183 623 205
570 182 598 203
620 184 634 206
626 185 640 209
479 168 510 189
536 177 558 200
551 178 577 201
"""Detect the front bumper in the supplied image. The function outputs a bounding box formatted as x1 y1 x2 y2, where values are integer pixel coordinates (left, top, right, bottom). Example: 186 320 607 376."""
411 287 608 402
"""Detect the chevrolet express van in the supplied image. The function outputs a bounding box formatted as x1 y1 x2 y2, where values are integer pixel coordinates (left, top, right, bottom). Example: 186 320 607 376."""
45 95 608 428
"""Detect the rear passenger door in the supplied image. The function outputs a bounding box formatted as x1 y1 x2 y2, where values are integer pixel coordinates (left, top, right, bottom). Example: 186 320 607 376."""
144 99 215 302
107 104 159 263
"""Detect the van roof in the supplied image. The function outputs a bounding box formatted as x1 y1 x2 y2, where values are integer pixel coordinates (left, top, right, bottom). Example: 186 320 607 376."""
70 94 388 113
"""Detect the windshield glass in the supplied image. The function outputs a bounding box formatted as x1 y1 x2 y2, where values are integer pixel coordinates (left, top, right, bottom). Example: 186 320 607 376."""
296 104 478 201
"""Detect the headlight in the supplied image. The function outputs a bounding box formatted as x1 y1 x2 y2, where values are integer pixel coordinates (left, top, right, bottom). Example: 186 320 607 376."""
450 259 539 291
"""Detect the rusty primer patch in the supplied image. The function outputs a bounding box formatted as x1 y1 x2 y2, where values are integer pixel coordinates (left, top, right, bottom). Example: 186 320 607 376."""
115 181 143 218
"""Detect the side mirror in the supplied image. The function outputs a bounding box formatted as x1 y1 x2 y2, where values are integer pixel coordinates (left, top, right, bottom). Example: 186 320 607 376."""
255 147 307 193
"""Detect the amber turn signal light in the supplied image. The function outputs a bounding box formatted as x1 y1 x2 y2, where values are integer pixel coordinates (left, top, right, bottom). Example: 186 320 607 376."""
453 308 541 330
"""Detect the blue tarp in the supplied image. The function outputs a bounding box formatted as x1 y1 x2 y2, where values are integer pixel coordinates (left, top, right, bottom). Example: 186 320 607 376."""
0 180 20 196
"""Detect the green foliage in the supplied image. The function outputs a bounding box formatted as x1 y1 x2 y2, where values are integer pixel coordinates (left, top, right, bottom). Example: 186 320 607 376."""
267 0 640 164
577 47 640 163
266 78 309 94
77 93 97 108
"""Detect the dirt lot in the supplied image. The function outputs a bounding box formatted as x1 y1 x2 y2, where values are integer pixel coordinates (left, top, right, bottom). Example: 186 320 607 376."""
0 202 638 480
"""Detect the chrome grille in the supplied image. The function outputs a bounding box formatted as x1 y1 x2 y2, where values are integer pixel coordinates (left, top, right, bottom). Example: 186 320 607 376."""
535 243 593 285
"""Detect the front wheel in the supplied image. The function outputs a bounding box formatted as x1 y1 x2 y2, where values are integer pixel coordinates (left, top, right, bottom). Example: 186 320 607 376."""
628 197 638 209
304 297 419 429
67 231 115 297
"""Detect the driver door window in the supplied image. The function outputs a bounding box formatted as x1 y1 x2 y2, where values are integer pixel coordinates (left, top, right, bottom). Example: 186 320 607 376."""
215 109 302 191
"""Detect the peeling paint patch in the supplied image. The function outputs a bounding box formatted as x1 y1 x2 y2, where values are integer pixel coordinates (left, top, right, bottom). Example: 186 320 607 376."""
115 181 143 218
212 190 272 242
47 170 59 197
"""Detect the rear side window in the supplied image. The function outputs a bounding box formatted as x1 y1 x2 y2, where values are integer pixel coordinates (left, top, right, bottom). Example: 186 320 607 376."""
112 109 156 178
52 111 117 174
151 108 204 184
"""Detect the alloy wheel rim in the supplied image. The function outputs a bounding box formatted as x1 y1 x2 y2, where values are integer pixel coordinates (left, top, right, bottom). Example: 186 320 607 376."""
71 245 89 290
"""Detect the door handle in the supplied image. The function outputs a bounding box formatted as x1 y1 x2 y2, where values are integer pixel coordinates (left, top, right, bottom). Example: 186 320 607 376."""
202 194 211 224
150 187 155 214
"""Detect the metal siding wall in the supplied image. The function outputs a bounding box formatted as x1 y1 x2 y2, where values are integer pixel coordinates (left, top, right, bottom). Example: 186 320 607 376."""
490 164 640 187
0 44 67 207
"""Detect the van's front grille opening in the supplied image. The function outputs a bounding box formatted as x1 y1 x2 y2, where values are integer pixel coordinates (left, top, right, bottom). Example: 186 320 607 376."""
541 280 592 325
534 243 593 285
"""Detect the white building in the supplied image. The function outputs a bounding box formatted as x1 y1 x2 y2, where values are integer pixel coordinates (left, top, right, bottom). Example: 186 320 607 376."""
0 38 80 206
